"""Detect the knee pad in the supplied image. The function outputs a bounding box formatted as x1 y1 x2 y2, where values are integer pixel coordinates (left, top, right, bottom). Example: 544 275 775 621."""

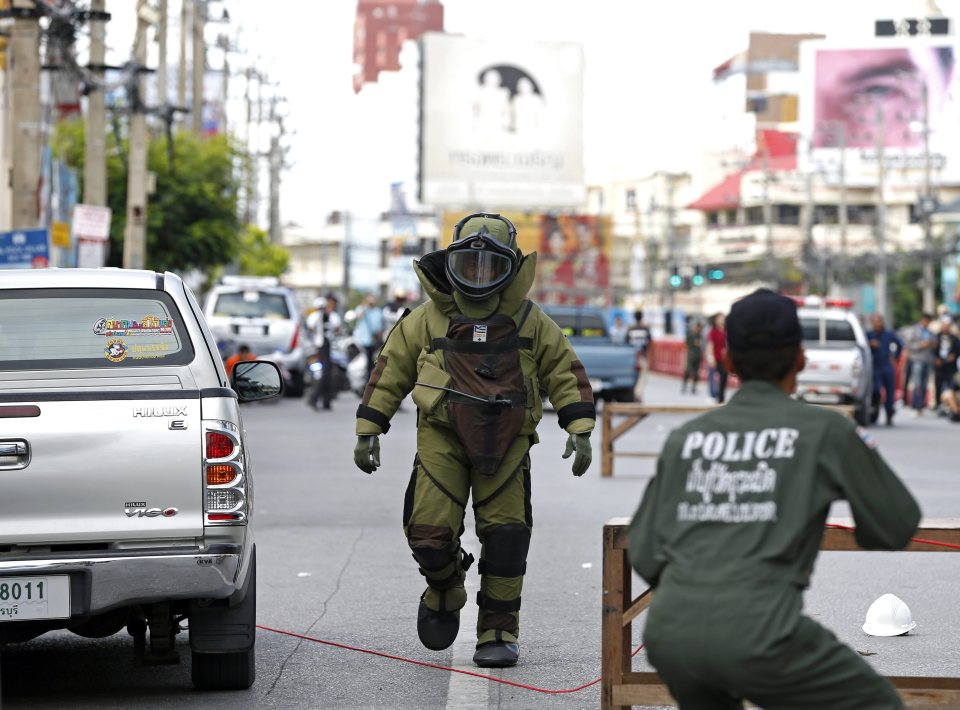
408 528 474 590
479 523 530 578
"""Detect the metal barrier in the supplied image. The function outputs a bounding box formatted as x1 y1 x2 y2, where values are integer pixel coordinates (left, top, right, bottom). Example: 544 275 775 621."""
601 518 960 709
600 403 855 477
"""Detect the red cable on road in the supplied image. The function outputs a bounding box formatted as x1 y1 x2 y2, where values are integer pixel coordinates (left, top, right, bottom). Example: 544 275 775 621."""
257 624 644 695
824 523 960 550
260 527 958 695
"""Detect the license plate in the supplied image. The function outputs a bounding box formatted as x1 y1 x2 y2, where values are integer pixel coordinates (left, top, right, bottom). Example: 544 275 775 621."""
589 378 603 393
238 325 264 336
804 392 841 404
0 576 70 622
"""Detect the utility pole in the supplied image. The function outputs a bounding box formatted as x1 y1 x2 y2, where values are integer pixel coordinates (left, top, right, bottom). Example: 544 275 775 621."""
156 0 168 109
8 0 41 229
123 0 150 270
761 149 777 289
84 0 107 207
919 79 936 313
191 0 205 134
836 124 847 296
875 103 888 321
664 174 677 334
177 0 188 114
802 137 815 294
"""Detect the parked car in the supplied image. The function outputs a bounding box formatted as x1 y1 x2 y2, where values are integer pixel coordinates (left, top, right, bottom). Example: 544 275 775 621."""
794 297 875 425
203 276 307 397
542 306 638 402
0 268 282 690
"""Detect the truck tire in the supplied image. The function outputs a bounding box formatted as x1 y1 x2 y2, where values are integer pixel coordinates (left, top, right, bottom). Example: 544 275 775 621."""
190 548 257 690
613 388 636 403
285 369 305 398
854 402 870 426
192 648 255 691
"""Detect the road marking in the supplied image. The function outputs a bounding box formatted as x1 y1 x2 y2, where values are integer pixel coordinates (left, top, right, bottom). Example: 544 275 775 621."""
446 529 487 709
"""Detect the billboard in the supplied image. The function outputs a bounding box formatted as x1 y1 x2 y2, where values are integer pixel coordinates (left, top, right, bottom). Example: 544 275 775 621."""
800 38 960 187
0 229 50 269
420 33 585 209
536 215 610 306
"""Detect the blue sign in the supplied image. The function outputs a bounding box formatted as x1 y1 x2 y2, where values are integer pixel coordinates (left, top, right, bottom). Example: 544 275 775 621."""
0 229 50 269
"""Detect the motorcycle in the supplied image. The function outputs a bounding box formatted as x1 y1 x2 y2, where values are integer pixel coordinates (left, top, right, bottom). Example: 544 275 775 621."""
304 335 367 398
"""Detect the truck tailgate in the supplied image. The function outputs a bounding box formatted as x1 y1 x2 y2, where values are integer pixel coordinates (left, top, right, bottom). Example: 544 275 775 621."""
0 395 203 545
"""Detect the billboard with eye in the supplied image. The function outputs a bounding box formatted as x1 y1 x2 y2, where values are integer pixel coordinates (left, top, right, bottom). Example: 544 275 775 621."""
800 38 960 188
419 33 585 209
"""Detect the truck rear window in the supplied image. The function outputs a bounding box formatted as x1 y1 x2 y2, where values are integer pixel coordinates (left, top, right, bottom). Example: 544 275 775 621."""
800 317 857 342
212 291 290 319
0 289 194 369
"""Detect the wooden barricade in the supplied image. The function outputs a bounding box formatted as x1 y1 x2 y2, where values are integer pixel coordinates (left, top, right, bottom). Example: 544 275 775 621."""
601 518 960 709
600 403 855 477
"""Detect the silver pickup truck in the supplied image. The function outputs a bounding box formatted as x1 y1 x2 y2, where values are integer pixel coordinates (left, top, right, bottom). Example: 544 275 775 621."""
794 299 875 426
0 268 281 690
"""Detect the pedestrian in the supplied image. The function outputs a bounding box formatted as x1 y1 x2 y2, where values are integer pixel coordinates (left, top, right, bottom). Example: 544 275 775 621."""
933 313 960 411
704 314 719 399
681 321 703 394
609 313 628 344
940 369 960 422
627 310 652 402
382 287 410 334
904 312 936 415
354 292 384 382
867 313 903 426
352 213 595 668
224 343 256 378
627 288 920 710
306 293 342 411
705 312 728 403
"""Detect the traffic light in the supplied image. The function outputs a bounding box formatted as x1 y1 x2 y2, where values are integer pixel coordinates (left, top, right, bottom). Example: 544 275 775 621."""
707 268 725 281
669 265 682 288
692 265 704 287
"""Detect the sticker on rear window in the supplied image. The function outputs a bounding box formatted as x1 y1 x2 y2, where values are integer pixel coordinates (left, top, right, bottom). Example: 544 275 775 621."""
104 339 129 362
131 343 170 359
94 316 173 337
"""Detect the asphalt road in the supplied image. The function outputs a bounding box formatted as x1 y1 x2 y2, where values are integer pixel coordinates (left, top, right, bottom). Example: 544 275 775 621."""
2 374 958 709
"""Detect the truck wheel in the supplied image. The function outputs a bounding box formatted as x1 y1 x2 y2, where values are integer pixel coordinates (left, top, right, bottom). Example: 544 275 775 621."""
192 648 255 690
854 402 870 426
285 369 305 398
613 388 636 403
190 548 257 690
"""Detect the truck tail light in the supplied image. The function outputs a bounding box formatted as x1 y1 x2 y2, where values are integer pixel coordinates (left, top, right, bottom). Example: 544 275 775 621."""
206 431 235 459
851 355 863 385
203 423 246 526
290 323 300 351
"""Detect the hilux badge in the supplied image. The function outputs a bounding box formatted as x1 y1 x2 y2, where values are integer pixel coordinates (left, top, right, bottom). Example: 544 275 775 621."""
133 405 188 417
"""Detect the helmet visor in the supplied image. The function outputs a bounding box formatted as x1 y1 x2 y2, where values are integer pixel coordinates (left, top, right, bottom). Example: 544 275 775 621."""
447 249 513 295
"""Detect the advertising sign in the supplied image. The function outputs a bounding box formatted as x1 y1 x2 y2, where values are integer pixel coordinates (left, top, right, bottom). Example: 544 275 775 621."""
536 215 610 306
72 204 112 241
800 37 960 187
0 229 50 269
420 33 585 209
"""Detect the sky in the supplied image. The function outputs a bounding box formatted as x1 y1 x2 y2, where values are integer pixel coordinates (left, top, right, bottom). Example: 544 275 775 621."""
103 0 960 227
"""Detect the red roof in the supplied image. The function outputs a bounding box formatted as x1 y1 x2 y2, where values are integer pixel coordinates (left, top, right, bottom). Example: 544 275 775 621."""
688 130 798 211
688 171 742 211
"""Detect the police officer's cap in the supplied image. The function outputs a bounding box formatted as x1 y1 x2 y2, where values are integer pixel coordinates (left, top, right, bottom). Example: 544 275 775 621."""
726 289 802 351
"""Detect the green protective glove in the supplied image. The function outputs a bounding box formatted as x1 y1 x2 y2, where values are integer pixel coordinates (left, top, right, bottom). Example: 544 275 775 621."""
353 435 381 474
562 433 592 477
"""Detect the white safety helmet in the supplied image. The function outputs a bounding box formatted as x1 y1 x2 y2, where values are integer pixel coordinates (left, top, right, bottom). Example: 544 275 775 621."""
862 593 916 637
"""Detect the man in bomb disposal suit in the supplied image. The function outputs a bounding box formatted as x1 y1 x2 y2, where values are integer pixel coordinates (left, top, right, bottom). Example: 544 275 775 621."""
353 213 595 668
628 289 921 709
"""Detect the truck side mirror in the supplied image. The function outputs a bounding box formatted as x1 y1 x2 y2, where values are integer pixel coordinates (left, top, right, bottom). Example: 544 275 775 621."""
232 361 284 402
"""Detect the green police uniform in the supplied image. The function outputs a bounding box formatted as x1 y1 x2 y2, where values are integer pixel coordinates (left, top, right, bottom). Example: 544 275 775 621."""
355 216 595 667
628 380 921 710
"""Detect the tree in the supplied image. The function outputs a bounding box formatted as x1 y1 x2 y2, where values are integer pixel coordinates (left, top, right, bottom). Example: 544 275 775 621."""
53 120 243 275
237 225 289 277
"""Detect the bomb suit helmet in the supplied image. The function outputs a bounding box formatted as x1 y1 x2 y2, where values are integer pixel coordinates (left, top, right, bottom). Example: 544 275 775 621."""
445 213 520 300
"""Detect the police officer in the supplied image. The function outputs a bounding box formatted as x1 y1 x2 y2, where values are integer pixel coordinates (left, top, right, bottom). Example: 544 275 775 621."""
868 313 903 426
353 213 595 668
628 288 921 710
